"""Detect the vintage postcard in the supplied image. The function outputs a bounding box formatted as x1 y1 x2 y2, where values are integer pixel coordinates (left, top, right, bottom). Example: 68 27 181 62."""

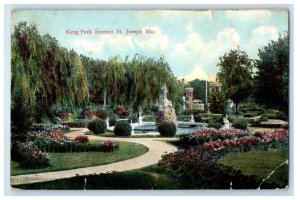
10 9 289 190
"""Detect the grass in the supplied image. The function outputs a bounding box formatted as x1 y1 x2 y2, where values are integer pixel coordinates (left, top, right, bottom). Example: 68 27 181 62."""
12 150 289 189
219 150 288 187
12 165 178 190
11 141 149 176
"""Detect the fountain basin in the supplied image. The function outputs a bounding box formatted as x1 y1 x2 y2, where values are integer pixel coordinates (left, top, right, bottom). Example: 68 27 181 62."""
133 121 206 135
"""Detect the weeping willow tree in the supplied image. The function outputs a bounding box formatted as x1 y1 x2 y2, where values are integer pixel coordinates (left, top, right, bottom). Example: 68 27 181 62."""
83 54 183 112
11 22 89 135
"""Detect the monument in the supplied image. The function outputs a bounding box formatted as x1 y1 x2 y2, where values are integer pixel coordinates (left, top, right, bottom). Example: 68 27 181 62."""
156 84 177 126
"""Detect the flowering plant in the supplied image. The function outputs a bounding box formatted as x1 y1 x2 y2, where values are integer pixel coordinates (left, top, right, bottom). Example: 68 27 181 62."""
192 128 246 135
16 141 50 168
203 130 288 150
179 128 248 147
75 135 89 143
99 140 119 152
116 106 128 118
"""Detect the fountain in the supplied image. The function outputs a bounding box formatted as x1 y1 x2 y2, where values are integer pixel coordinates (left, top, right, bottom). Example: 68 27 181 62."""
130 85 206 135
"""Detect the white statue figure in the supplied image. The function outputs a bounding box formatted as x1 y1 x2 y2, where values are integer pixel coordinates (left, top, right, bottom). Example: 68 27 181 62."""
223 114 230 129
160 84 170 109
138 108 143 126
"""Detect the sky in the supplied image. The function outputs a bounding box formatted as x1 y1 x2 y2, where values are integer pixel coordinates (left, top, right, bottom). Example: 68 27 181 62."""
11 10 288 81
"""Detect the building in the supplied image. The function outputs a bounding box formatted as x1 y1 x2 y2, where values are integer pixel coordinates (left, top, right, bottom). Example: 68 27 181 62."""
184 87 193 109
209 81 222 92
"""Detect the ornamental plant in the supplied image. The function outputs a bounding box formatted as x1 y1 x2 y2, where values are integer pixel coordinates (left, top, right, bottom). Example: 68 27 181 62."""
114 121 132 136
80 107 95 119
158 120 177 137
99 140 119 152
16 141 50 168
202 130 288 151
116 106 128 118
96 109 108 119
88 118 107 134
179 128 248 147
158 147 261 189
75 135 89 143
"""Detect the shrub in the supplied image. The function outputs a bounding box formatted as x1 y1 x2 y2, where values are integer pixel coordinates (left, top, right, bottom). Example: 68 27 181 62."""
95 109 108 119
109 115 117 126
88 118 107 134
62 121 86 128
158 147 261 189
232 119 248 130
176 115 190 122
75 135 89 143
194 114 202 122
99 140 119 152
227 115 236 123
114 121 132 136
179 129 247 147
57 111 71 121
128 113 138 123
158 120 177 137
80 107 95 119
16 141 50 169
116 106 129 118
207 122 222 129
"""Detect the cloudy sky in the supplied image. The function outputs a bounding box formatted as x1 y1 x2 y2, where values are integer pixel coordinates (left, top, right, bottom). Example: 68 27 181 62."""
11 10 288 81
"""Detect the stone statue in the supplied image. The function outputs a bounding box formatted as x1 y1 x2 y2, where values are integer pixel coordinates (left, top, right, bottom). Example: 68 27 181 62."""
156 84 177 126
223 114 230 129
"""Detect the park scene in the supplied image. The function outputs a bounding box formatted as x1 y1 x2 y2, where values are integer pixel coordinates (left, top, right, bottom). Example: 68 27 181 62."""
10 10 289 190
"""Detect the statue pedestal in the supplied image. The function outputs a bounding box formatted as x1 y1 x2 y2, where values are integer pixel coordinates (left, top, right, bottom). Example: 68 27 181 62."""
223 122 230 129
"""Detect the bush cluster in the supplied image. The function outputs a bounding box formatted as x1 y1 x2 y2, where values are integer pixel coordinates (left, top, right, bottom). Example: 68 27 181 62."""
88 118 107 134
114 121 132 136
179 129 248 147
74 135 89 143
99 140 119 152
157 120 177 137
15 141 50 169
96 109 108 119
207 122 222 129
158 147 263 189
232 119 248 130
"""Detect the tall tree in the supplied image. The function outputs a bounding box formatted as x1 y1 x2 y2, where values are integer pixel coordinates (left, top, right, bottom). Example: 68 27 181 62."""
254 33 289 114
216 49 253 113
187 79 207 101
11 22 89 134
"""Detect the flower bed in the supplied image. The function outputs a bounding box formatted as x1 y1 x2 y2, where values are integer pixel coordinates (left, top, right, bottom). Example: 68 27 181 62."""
27 130 119 153
203 130 288 151
15 141 50 169
179 128 248 147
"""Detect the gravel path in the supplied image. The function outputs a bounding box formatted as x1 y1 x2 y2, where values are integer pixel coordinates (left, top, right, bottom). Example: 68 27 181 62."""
10 128 178 186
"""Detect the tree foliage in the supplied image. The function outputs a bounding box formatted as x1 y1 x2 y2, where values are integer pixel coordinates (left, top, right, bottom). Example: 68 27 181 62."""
83 54 183 111
186 79 207 101
254 33 289 114
209 89 225 114
11 22 89 134
216 49 254 113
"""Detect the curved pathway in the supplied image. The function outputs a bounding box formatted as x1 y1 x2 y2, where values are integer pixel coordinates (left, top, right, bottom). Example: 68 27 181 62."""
11 128 178 186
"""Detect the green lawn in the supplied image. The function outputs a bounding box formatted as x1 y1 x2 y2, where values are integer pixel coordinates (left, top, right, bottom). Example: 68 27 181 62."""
219 150 288 187
11 141 148 176
12 165 178 190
